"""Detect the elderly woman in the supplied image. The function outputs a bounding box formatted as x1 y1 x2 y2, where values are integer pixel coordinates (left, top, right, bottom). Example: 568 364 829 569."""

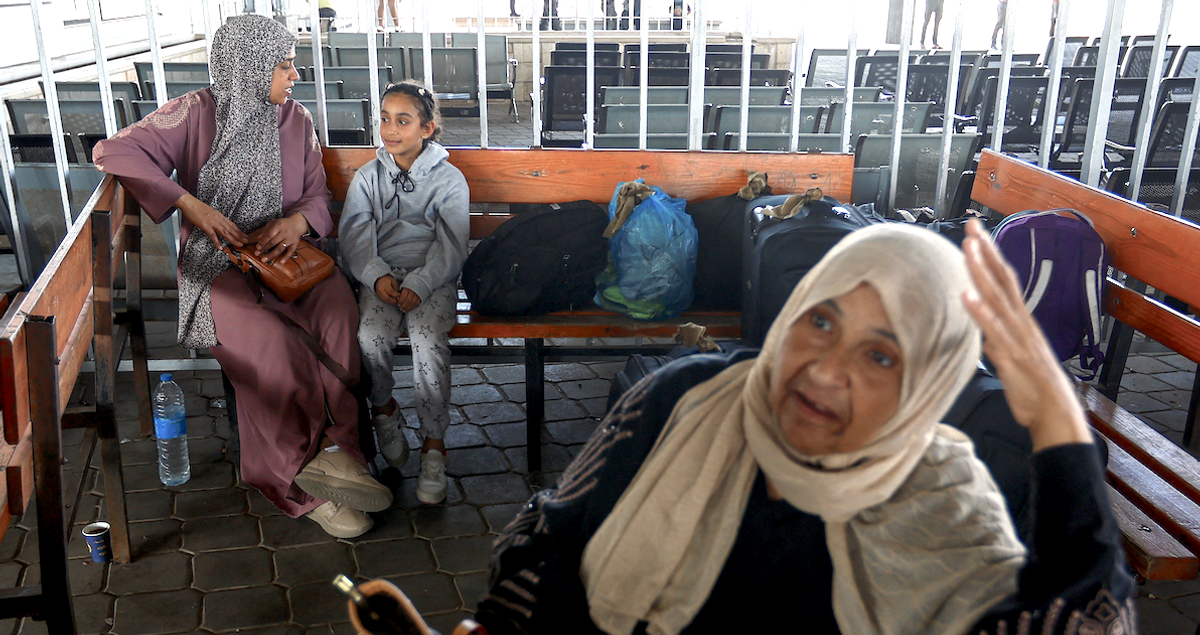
475 221 1133 634
94 15 390 538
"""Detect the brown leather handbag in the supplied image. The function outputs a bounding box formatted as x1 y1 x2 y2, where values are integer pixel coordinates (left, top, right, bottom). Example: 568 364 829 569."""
224 240 335 302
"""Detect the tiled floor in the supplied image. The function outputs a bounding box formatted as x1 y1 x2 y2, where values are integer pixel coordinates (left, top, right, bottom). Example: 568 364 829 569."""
1 321 1197 634
2 113 1199 635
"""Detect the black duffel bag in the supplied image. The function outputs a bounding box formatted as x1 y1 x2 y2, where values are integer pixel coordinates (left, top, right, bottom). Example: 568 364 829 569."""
462 201 609 316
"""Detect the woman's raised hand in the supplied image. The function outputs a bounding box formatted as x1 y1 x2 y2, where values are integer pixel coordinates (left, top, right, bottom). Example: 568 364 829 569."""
961 219 1092 451
175 193 249 249
248 213 309 264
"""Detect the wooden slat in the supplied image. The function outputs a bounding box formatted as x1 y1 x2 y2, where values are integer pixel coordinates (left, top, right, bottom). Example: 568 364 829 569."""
1104 279 1200 366
446 311 741 340
0 294 27 446
972 149 1200 310
1083 383 1200 504
55 293 94 415
1100 433 1200 557
3 429 32 517
1107 485 1199 580
323 147 855 206
469 214 514 240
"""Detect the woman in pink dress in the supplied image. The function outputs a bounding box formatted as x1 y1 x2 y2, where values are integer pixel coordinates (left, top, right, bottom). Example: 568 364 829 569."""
94 15 391 538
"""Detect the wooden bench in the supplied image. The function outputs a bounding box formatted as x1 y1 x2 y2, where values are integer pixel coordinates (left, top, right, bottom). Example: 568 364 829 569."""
0 174 151 633
322 148 854 470
971 148 1200 581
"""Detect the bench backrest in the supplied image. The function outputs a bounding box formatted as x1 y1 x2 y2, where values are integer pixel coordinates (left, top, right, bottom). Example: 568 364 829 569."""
323 146 854 215
971 149 1200 361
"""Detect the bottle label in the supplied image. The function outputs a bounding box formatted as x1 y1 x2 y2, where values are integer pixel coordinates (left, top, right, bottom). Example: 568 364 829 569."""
154 413 187 440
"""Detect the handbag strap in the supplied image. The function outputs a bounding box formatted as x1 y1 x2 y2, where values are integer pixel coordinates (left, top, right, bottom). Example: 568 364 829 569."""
267 305 359 390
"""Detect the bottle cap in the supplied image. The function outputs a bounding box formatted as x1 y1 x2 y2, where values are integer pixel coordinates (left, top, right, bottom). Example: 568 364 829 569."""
160 373 173 382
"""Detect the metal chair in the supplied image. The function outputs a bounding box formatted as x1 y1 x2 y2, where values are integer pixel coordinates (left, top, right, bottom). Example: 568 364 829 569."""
797 87 882 107
722 132 843 152
824 102 934 136
143 81 210 100
540 65 623 147
806 48 870 88
450 33 519 122
290 80 345 100
711 105 824 150
335 47 408 80
854 132 981 213
322 66 395 100
299 98 371 145
134 61 210 88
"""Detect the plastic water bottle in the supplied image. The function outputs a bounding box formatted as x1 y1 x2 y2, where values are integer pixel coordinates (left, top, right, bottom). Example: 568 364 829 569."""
153 373 190 486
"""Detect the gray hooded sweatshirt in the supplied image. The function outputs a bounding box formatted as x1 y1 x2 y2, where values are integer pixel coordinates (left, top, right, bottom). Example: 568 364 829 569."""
339 142 470 302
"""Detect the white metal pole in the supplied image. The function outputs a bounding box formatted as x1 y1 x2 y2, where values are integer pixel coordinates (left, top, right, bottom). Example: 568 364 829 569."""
991 0 1019 152
788 30 804 153
934 0 966 215
687 0 707 151
365 0 381 146
888 0 915 212
146 0 168 108
87 0 118 136
841 13 858 154
1170 75 1200 216
309 0 329 146
736 1 753 152
0 108 32 283
1081 0 1126 188
532 0 542 147
421 1 433 88
585 0 595 148
200 0 214 62
28 0 74 226
476 0 490 148
1128 0 1174 202
1038 0 1072 168
638 0 649 150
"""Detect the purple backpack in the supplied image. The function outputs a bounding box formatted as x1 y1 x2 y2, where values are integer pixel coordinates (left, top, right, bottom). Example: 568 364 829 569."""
992 209 1109 379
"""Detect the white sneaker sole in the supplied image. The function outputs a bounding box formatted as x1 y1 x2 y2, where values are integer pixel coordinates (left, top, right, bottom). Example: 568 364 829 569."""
294 470 393 513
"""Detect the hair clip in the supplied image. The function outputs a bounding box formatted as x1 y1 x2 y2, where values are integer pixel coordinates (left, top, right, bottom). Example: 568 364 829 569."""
417 87 426 96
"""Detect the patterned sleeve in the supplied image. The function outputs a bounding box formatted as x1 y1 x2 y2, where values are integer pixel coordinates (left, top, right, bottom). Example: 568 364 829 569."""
285 102 333 238
92 92 202 222
474 352 753 635
968 444 1137 635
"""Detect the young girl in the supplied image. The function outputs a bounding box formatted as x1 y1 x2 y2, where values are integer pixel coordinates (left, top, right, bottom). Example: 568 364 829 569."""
339 82 470 504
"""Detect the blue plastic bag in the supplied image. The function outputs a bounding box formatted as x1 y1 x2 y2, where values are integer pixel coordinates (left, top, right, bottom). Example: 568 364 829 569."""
594 179 698 319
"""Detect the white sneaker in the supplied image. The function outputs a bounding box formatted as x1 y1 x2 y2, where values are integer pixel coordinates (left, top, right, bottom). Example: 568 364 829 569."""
372 401 410 468
416 449 447 504
305 501 373 538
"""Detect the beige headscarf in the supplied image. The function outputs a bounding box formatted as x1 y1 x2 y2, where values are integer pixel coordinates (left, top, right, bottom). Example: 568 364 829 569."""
580 224 1026 635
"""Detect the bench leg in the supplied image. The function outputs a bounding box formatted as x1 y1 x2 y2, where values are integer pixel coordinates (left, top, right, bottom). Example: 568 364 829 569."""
27 317 79 635
1185 367 1200 455
525 338 544 472
124 217 155 438
1098 318 1135 401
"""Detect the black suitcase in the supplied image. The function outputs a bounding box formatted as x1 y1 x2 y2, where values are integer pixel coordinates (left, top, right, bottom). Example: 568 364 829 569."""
605 342 753 413
741 194 876 346
687 188 768 310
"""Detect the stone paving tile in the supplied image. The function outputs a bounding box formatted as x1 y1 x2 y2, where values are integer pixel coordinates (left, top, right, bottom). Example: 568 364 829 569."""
203 585 290 632
274 543 357 588
546 418 601 445
74 592 116 634
410 506 487 539
381 572 460 615
1144 409 1189 434
1136 597 1197 634
175 488 248 520
479 364 524 384
557 378 611 400
443 424 489 450
431 535 494 574
354 539 436 578
1120 373 1177 394
182 514 262 552
174 460 238 492
69 559 106 596
451 367 486 386
1124 355 1178 375
460 401 526 425
480 503 524 534
1146 389 1194 410
112 588 203 635
448 384 504 406
1153 371 1198 391
289 580 353 627
353 507 414 542
446 447 512 477
498 381 564 403
395 477 466 507
459 473 533 505
127 519 184 557
455 571 490 611
106 552 191 595
543 363 596 382
1115 391 1171 414
260 515 341 550
481 422 536 448
193 547 274 591
124 490 173 523
1154 353 1198 371
503 443 574 476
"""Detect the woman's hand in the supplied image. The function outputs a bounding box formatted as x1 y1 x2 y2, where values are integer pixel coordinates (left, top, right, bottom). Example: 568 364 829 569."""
175 193 249 249
961 219 1092 451
248 214 309 264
